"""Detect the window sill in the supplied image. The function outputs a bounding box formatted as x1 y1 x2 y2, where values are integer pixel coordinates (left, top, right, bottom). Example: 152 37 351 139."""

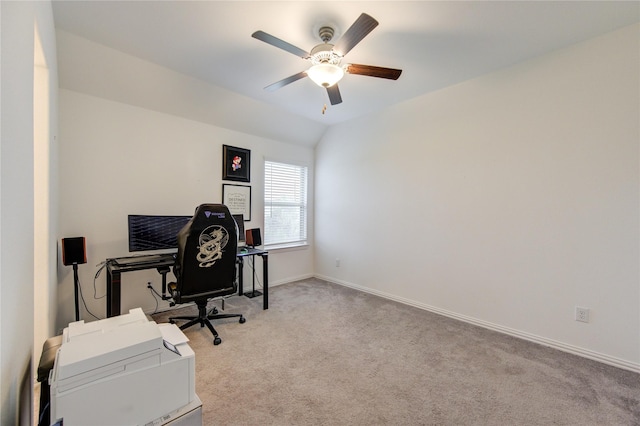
264 242 309 252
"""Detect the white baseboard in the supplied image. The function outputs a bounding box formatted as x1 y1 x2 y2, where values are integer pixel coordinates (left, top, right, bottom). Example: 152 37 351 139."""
315 274 640 374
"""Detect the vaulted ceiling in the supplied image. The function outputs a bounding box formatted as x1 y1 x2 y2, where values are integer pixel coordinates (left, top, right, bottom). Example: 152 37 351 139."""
52 1 639 146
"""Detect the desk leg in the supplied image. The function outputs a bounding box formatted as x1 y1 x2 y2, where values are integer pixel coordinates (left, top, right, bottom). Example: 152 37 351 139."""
237 257 244 296
262 253 269 310
106 269 121 318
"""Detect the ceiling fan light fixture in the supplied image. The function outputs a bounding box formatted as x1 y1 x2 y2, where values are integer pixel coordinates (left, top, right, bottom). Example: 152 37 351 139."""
307 63 344 88
253 13 400 105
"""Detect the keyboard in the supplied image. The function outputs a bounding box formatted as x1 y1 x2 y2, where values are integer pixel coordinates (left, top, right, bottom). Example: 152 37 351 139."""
113 254 173 266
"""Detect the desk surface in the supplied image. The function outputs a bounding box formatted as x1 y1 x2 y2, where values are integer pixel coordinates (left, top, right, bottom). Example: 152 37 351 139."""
237 247 268 257
108 248 267 269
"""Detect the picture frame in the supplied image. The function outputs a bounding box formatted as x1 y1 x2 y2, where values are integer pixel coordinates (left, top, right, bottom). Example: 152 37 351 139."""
222 184 251 221
222 145 250 182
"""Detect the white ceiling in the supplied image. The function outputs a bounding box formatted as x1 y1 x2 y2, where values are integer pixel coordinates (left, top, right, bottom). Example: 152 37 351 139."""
52 1 639 132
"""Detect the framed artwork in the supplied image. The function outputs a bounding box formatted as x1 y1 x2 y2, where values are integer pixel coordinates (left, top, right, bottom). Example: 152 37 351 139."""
222 184 251 221
222 145 250 182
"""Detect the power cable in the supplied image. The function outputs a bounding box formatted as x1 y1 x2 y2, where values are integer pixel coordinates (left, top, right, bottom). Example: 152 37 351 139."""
248 256 263 290
92 261 107 299
147 282 162 314
75 271 101 321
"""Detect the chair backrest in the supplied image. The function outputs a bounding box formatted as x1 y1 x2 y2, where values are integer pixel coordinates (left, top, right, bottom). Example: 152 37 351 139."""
173 204 238 304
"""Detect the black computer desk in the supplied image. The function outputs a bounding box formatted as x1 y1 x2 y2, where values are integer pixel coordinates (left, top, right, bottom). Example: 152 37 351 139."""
105 247 268 317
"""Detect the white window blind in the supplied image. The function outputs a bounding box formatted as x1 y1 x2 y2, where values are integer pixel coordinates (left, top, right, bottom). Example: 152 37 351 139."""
264 161 308 247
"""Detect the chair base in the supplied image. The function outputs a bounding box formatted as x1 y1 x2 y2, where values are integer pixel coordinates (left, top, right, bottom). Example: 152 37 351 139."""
169 301 245 345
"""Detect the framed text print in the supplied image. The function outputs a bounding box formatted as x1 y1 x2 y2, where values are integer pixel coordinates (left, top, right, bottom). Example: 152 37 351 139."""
222 184 251 221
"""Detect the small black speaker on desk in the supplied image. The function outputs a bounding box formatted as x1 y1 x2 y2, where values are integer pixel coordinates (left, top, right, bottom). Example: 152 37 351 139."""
61 237 87 266
245 228 262 247
61 237 87 322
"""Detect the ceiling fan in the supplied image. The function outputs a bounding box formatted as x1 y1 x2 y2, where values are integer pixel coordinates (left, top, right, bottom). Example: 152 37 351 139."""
252 13 402 106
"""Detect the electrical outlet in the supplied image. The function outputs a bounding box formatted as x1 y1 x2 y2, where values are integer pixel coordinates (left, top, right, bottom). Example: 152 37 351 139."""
575 306 590 323
335 258 340 267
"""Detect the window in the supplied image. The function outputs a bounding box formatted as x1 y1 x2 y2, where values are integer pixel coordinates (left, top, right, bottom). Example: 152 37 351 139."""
264 160 308 248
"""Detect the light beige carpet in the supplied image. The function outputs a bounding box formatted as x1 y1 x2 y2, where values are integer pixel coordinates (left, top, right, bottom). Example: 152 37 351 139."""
152 278 640 425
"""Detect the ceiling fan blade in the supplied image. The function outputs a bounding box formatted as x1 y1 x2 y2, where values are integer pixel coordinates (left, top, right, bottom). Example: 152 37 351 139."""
264 71 308 92
326 84 342 105
252 30 310 59
345 64 402 80
333 13 379 56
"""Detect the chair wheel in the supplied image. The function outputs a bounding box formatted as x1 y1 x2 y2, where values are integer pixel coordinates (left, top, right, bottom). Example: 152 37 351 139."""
169 320 175 324
239 316 246 324
213 337 222 345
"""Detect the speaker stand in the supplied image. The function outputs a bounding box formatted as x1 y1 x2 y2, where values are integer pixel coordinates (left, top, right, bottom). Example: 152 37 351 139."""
73 263 80 321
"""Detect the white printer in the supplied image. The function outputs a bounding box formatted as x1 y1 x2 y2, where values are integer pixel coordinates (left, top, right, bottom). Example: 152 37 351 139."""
49 308 201 426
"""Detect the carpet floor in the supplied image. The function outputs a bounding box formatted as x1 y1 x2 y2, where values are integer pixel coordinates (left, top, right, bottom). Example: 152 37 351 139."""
151 278 640 425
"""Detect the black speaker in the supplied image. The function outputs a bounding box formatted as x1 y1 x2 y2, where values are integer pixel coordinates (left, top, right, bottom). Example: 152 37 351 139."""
245 229 262 247
62 237 87 266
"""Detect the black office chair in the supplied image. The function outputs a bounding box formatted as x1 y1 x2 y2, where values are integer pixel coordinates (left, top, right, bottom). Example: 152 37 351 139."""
167 204 245 345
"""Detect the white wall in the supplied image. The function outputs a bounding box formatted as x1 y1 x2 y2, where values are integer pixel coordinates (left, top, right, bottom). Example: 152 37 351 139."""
56 30 326 148
315 24 639 370
57 89 314 325
1 1 58 424
33 15 60 375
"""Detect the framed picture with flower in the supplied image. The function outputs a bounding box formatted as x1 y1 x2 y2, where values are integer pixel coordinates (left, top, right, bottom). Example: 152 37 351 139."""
222 145 250 182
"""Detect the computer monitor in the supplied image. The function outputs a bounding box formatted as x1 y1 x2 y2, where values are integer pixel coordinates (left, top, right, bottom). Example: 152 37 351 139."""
128 215 191 252
233 214 245 243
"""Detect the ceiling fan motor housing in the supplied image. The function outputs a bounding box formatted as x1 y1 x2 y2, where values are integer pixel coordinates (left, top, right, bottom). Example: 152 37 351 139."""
310 44 342 65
